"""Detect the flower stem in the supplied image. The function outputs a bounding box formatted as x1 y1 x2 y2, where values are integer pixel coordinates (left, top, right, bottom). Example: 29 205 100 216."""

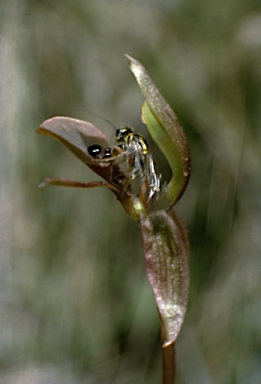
162 343 176 384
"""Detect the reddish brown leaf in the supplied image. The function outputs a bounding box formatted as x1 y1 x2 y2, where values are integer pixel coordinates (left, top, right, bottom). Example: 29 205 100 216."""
140 210 190 347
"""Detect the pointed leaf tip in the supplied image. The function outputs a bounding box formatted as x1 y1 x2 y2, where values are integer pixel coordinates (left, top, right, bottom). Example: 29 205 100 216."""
125 54 191 207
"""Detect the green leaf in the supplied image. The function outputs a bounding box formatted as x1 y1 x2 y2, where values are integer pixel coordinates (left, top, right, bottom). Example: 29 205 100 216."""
125 54 191 207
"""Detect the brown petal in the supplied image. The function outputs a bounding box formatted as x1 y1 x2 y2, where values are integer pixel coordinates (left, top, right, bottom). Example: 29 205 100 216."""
36 117 144 221
36 116 112 181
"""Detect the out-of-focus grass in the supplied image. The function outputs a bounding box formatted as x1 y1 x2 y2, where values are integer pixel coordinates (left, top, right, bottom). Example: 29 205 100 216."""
0 1 261 383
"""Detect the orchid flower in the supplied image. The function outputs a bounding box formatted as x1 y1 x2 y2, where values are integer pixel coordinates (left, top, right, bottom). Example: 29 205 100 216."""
37 55 191 384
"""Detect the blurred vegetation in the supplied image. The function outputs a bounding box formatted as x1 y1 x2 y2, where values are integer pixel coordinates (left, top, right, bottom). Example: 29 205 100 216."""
0 0 261 383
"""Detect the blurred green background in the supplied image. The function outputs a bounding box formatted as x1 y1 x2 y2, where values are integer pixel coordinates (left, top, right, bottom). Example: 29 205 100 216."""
1 0 261 383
